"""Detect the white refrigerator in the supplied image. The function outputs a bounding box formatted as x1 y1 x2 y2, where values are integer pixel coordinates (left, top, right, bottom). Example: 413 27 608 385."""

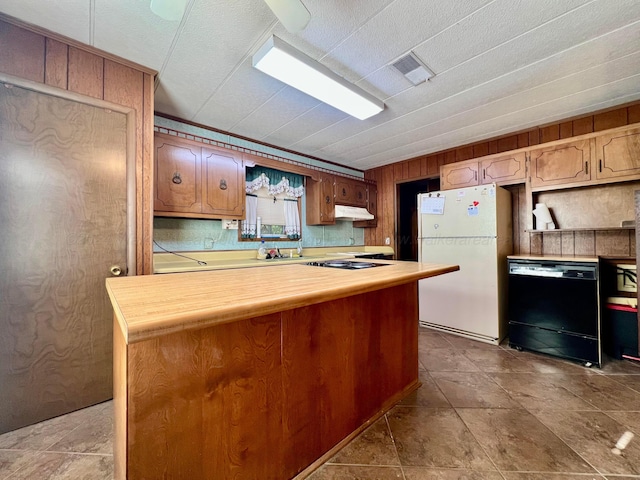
417 184 512 345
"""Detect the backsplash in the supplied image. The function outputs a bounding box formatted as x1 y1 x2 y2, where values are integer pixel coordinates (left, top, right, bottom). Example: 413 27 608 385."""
153 116 366 252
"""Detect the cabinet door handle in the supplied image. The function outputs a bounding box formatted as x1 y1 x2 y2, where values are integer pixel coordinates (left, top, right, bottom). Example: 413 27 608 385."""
219 179 227 190
172 172 182 184
325 195 331 204
584 161 588 175
483 168 486 179
599 159 602 172
474 170 477 181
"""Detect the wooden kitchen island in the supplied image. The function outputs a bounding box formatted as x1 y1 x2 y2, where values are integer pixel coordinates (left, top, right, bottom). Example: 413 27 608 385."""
106 260 458 480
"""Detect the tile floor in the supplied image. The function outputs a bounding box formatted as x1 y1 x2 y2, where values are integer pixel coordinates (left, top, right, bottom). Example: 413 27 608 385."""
1 327 640 479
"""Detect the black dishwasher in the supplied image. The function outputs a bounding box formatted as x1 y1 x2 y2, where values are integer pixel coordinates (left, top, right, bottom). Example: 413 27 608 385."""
508 259 600 366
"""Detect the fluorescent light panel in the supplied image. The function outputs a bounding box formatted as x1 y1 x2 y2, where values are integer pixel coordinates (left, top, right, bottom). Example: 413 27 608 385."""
253 36 384 120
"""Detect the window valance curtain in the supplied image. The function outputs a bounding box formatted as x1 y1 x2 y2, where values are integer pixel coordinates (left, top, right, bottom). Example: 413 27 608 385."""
245 166 304 198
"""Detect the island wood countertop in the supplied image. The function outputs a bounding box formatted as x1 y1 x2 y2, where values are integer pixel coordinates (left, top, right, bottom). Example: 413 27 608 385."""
106 260 458 344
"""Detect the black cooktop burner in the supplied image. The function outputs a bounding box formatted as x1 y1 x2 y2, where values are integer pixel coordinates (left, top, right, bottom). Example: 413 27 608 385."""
306 260 389 270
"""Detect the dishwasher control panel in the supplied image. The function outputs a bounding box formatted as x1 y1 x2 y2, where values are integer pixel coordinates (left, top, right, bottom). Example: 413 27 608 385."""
509 261 597 280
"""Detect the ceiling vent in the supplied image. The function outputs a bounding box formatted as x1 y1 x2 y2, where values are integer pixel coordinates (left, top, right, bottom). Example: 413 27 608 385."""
390 52 434 86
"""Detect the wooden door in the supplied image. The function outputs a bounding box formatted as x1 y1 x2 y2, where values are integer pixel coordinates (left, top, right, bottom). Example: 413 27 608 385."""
481 151 526 185
352 181 367 207
529 139 591 189
319 174 335 224
154 133 202 214
334 177 356 205
202 146 244 218
595 127 640 182
0 83 129 433
440 161 480 190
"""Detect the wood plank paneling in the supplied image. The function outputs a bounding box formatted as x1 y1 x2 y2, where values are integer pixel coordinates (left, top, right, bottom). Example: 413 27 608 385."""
539 125 560 143
530 232 543 255
574 231 595 256
559 121 573 139
443 151 456 164
573 116 593 136
141 73 154 275
595 230 632 256
68 47 104 99
517 133 529 148
528 128 541 146
561 232 575 256
456 145 474 161
0 22 45 82
44 38 67 89
594 108 627 131
497 135 518 153
408 158 421 179
488 140 498 154
629 104 640 124
473 143 489 158
542 232 562 255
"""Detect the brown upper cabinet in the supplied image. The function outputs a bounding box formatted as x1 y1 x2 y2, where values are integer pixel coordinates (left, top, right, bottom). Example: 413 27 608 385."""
440 151 526 190
306 173 336 225
353 185 378 228
529 139 592 191
154 132 245 219
335 176 367 207
594 125 640 182
480 151 526 185
439 161 480 190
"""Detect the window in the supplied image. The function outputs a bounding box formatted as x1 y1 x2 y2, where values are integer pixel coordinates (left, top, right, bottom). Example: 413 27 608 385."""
241 167 303 241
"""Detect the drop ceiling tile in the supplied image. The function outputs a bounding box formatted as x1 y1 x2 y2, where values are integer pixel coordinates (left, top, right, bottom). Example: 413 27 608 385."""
93 0 179 71
0 0 90 43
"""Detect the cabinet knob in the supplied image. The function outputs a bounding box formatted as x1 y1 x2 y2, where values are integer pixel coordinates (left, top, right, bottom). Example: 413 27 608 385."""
342 188 347 196
325 195 331 204
172 173 182 184
219 179 228 190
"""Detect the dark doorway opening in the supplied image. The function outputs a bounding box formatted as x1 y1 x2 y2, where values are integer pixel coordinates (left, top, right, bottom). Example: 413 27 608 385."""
396 178 440 261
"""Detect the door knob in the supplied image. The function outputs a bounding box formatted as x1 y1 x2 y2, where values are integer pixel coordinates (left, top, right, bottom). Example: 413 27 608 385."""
110 265 123 276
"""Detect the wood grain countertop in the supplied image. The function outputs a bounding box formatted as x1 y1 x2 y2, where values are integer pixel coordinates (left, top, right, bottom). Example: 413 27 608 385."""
106 260 458 344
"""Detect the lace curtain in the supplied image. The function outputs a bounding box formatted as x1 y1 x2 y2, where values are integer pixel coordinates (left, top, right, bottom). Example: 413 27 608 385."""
245 166 304 198
242 167 304 239
241 194 258 238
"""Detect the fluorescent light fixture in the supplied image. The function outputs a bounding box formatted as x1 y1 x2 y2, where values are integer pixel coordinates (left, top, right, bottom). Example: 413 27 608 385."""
252 36 384 120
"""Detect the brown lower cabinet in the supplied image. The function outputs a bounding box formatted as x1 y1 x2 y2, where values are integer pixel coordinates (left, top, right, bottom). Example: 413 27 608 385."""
113 283 418 479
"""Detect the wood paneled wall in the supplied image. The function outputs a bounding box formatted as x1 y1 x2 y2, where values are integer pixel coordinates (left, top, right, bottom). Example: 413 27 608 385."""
365 102 640 257
0 17 155 274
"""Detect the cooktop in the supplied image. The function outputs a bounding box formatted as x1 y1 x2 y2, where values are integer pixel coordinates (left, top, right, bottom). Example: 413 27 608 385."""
305 260 389 270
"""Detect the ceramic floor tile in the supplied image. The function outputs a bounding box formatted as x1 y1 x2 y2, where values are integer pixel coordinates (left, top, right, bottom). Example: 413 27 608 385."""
532 409 640 476
430 371 521 409
0 450 41 477
399 371 451 408
501 474 605 479
605 375 640 393
329 416 399 466
437 334 500 350
5 452 113 480
550 374 640 411
403 467 504 479
456 408 596 473
387 406 495 470
47 410 113 454
307 464 404 479
461 348 536 373
0 407 93 451
419 348 481 373
419 329 455 349
598 359 640 375
604 411 640 434
507 350 598 375
489 373 596 411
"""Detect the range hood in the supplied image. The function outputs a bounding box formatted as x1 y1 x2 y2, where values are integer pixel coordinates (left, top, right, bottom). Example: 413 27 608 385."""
334 205 374 221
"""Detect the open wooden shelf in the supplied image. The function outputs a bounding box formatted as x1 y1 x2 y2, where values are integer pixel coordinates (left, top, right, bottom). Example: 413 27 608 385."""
525 226 635 233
